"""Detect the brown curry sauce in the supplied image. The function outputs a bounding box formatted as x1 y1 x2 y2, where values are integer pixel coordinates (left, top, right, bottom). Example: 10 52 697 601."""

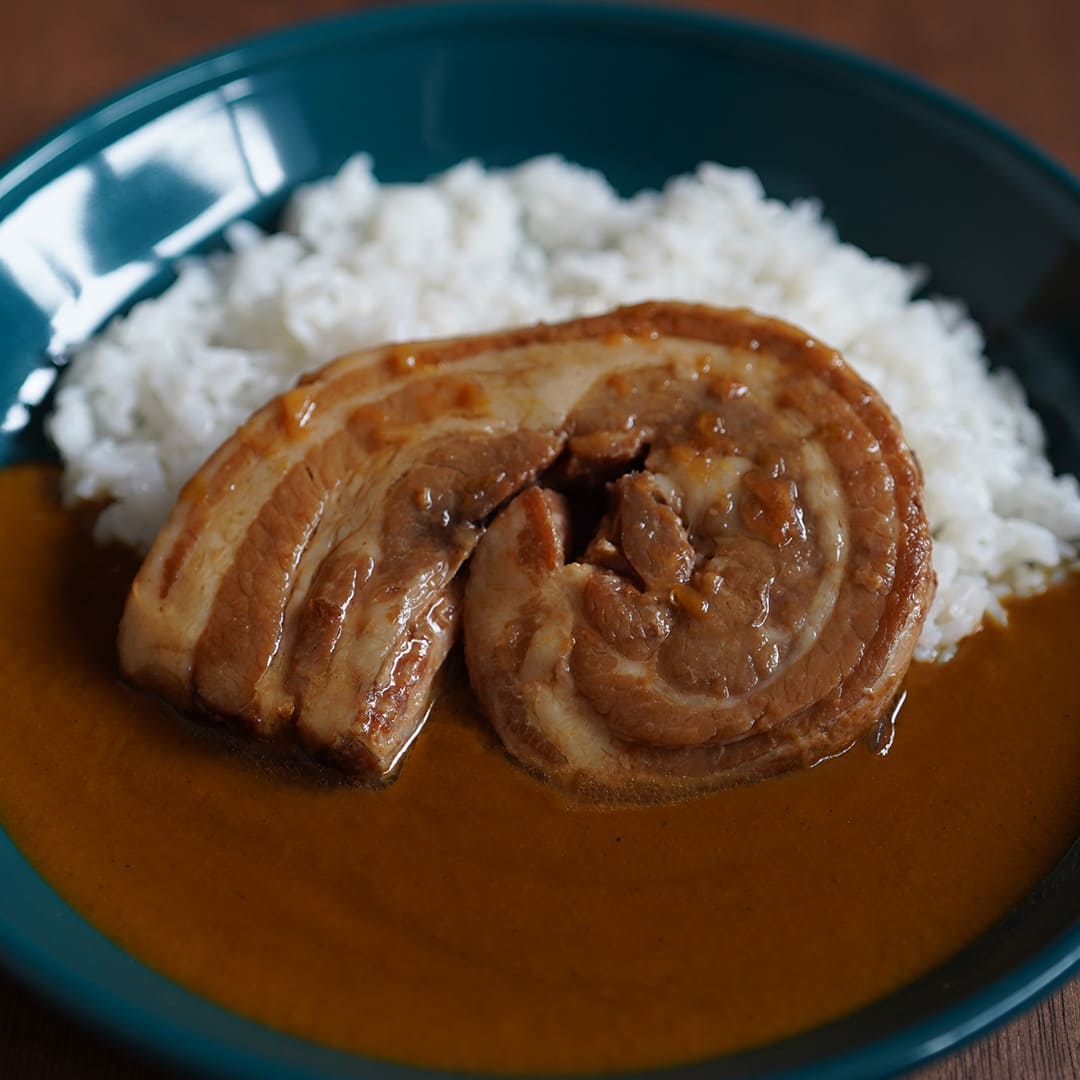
1 463 1079 1073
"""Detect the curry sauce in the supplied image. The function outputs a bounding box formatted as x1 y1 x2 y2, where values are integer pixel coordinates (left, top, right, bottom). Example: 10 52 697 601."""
1 463 1079 1073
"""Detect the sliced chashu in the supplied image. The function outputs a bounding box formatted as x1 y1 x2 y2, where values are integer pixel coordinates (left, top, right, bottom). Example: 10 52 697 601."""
119 303 933 791
462 307 935 799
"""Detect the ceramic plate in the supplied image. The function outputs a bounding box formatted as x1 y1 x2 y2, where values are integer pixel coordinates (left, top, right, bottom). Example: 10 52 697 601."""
1 5 1079 1078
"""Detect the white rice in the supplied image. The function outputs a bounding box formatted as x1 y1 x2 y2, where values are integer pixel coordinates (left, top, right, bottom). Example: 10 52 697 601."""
47 155 1080 660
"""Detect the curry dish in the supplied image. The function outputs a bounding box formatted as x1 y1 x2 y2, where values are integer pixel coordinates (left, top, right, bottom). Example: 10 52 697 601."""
1 463 1079 1072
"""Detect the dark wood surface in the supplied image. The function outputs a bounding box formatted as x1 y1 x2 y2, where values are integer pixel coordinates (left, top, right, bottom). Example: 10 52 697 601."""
3 1 1079 1077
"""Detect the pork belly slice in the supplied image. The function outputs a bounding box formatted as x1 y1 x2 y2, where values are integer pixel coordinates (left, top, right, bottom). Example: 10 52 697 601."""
118 346 570 778
119 302 933 791
463 306 934 800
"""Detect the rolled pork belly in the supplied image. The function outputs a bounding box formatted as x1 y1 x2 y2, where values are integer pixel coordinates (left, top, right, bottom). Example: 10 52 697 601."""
119 302 934 798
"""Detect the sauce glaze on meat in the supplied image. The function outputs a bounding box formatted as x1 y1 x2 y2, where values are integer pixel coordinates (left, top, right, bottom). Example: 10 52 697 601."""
118 302 934 797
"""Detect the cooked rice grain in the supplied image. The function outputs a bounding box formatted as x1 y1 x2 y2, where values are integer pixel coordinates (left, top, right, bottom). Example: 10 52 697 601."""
47 156 1080 659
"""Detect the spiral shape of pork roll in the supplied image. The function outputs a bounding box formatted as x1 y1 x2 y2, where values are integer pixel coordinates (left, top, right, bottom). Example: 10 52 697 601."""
119 303 933 793
464 307 934 798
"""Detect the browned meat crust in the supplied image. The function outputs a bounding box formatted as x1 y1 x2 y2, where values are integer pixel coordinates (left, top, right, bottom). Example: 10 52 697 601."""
118 303 934 795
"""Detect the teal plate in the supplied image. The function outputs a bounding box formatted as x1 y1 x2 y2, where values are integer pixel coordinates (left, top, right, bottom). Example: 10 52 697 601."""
1 4 1079 1078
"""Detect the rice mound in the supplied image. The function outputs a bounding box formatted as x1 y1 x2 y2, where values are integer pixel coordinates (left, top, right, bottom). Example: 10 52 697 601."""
47 155 1080 660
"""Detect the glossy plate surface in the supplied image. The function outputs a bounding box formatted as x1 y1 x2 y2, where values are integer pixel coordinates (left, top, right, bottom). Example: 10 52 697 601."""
1 4 1079 1078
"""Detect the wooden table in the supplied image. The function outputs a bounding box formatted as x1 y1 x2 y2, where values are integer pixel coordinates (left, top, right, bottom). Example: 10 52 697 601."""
3 1 1078 1077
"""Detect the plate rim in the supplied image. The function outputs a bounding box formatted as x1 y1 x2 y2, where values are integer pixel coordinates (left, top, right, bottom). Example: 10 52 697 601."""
2 1 1079 211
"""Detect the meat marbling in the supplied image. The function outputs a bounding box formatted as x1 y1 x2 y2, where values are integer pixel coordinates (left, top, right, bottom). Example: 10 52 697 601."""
118 303 934 797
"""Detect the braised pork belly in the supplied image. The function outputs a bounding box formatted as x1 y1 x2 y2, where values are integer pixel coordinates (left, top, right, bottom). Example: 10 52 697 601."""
119 303 933 797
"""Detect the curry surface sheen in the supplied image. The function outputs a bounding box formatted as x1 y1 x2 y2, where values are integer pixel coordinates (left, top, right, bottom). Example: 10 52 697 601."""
2 464 1080 1074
